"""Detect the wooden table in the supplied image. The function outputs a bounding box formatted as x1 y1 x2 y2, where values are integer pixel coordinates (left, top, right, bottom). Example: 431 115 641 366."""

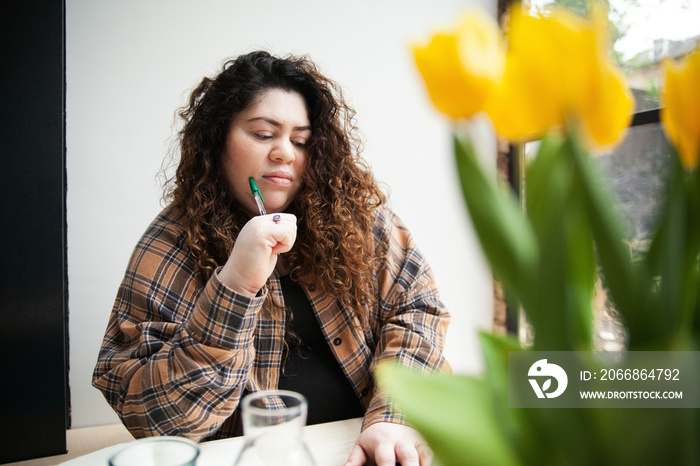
58 417 363 465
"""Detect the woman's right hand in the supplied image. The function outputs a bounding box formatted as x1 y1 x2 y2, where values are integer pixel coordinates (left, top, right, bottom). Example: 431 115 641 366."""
217 213 297 297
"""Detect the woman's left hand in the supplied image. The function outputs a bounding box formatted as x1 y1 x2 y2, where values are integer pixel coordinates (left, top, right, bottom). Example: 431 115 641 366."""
344 422 433 466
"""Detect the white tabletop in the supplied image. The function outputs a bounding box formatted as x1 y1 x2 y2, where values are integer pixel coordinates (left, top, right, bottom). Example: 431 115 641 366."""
59 417 363 466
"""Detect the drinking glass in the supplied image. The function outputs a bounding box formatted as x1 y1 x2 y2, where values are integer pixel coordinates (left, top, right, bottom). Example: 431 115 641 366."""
233 390 316 466
108 436 199 466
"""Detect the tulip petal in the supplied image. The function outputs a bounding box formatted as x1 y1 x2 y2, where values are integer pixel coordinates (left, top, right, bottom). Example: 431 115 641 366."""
576 6 634 149
412 4 634 150
662 50 700 170
578 63 634 149
456 9 505 85
490 53 564 141
413 9 504 119
490 5 633 148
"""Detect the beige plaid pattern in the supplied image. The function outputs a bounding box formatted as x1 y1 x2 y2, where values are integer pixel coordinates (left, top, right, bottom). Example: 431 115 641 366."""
93 205 451 441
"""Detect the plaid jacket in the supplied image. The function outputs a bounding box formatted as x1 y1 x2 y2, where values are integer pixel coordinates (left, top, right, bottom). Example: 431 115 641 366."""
92 204 450 441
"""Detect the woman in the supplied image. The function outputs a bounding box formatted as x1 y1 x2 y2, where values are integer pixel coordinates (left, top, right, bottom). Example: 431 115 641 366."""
93 51 450 466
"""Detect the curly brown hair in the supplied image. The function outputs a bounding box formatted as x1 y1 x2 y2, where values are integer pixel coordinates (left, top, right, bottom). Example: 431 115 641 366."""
164 51 386 326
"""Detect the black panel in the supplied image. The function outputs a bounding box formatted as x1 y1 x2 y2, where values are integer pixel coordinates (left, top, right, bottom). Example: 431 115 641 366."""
631 108 661 127
0 0 68 462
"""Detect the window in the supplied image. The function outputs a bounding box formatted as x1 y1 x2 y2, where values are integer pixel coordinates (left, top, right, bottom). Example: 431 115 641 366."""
495 0 697 346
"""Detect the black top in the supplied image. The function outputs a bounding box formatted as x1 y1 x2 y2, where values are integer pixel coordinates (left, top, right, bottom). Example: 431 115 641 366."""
277 275 364 425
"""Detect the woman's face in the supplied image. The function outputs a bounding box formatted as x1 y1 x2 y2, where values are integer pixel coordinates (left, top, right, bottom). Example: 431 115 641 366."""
222 88 311 216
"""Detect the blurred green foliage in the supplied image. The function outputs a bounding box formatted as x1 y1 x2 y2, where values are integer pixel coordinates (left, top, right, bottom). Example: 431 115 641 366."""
377 131 699 465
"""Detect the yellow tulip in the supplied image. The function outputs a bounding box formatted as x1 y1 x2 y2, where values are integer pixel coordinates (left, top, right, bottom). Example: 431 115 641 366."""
661 50 700 170
413 8 505 119
574 7 635 149
490 6 634 149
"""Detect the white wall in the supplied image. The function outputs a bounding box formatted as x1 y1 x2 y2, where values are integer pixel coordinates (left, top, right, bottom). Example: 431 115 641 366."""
67 0 497 428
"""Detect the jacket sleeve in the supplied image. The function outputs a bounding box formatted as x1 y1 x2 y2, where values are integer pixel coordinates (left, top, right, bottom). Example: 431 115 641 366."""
92 216 264 440
362 209 452 430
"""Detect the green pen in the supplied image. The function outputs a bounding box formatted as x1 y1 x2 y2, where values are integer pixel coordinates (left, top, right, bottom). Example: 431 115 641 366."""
248 177 267 216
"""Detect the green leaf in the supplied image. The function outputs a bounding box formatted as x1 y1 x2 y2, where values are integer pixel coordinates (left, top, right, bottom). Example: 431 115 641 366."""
647 153 700 345
568 134 654 347
477 332 536 453
376 362 521 466
646 157 687 341
453 133 538 310
478 331 521 396
524 135 596 351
